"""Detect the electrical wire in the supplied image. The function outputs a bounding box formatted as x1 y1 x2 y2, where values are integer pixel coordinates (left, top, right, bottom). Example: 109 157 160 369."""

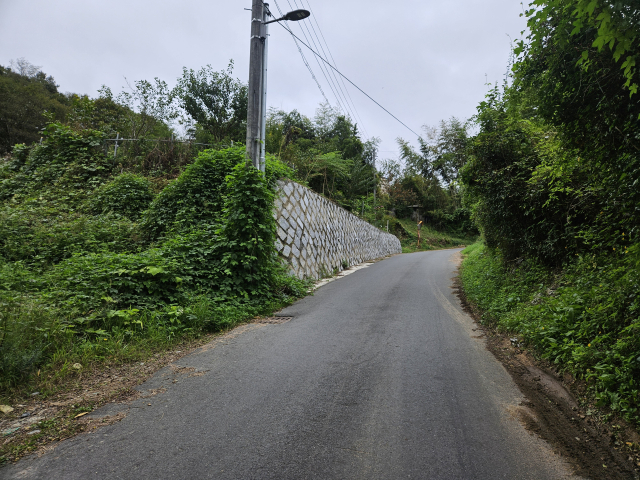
269 1 331 107
282 0 347 116
290 0 359 130
277 22 421 138
298 0 369 138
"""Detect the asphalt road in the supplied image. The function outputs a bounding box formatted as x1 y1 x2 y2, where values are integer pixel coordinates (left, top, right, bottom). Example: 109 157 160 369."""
3 250 581 479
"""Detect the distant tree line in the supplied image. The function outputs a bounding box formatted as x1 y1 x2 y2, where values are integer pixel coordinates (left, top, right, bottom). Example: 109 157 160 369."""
0 57 476 234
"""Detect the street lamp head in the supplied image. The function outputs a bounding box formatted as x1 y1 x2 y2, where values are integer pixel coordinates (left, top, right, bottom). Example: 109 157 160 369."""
283 9 310 21
263 8 310 24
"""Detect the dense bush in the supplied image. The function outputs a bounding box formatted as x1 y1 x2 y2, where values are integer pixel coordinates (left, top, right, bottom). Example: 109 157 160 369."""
462 0 640 266
0 141 304 389
0 210 142 266
461 96 581 264
0 123 110 205
87 173 154 219
0 64 70 154
140 148 244 239
0 126 148 268
458 1 640 427
141 146 293 240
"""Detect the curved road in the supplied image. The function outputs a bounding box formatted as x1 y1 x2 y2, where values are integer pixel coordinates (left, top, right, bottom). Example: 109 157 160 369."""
3 250 580 479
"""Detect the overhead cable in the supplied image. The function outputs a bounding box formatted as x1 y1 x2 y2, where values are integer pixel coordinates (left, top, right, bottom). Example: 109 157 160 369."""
298 0 369 138
290 0 358 128
277 23 421 138
283 0 348 116
269 0 331 107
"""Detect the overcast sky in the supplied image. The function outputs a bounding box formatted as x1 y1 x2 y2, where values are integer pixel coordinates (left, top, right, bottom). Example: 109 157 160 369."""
0 0 527 161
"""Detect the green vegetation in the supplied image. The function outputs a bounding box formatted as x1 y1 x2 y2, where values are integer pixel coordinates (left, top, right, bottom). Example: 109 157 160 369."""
392 219 473 253
459 0 640 425
0 59 69 154
461 244 640 425
264 106 477 242
0 123 306 393
0 54 478 397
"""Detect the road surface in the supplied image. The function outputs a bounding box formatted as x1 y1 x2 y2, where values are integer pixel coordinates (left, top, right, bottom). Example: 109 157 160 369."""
2 249 580 479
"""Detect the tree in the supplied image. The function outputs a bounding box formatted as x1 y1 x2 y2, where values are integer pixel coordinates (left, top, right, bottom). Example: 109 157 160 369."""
505 1 640 260
265 108 315 156
519 0 640 96
362 137 380 167
109 79 177 139
175 61 247 143
397 117 470 190
9 58 42 78
0 63 68 154
515 1 640 156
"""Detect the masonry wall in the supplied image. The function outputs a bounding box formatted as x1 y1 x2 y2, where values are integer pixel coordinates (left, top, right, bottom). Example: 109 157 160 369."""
274 180 402 279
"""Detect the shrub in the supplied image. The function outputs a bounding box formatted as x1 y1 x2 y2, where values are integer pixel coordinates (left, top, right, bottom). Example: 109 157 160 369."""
87 173 154 219
0 143 304 389
0 209 143 266
140 147 245 239
0 122 110 204
0 296 57 389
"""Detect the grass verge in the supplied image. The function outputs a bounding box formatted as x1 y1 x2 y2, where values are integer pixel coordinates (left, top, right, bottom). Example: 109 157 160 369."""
0 292 308 465
459 242 640 427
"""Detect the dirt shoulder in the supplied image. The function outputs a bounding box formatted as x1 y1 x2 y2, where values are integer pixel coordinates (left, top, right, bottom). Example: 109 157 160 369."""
453 275 640 480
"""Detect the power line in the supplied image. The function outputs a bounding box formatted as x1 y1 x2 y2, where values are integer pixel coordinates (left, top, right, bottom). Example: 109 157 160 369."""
269 0 331 107
283 0 347 116
298 0 369 138
277 22 421 138
291 0 360 132
267 0 365 137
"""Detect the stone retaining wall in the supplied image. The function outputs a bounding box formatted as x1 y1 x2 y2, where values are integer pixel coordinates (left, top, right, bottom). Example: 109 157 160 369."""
274 180 402 279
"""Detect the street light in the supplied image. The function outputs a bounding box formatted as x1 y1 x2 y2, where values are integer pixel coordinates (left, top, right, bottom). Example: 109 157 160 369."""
264 9 310 25
246 2 311 172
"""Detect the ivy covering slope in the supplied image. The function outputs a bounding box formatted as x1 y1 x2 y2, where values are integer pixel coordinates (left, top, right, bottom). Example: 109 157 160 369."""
0 122 305 390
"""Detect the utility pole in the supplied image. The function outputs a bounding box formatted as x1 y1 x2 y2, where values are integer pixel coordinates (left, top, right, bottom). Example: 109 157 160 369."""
246 0 266 171
245 5 309 171
259 5 269 173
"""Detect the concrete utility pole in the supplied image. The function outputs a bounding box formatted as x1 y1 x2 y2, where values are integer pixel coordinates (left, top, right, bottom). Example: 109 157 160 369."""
259 6 269 173
246 0 266 171
246 4 310 172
